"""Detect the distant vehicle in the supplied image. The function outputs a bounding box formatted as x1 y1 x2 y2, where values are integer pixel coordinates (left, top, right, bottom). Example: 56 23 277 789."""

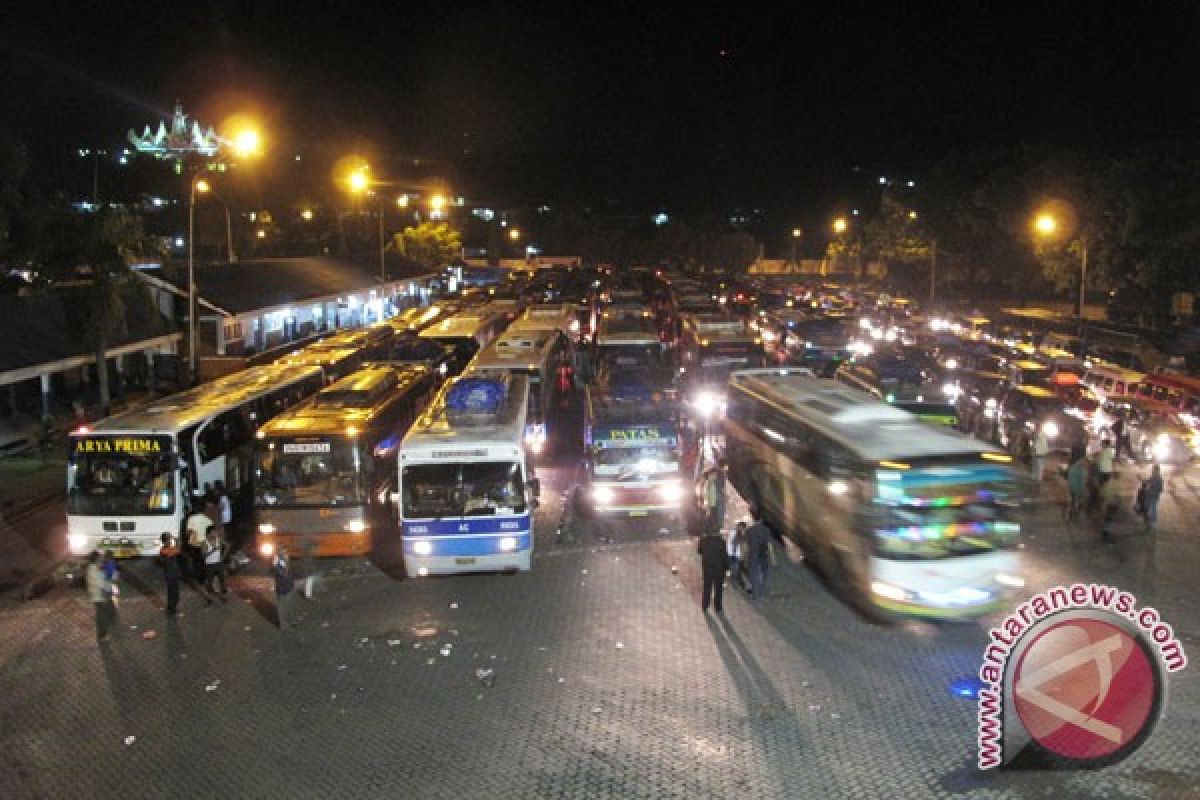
252 364 439 558
1100 396 1197 464
994 385 1086 459
398 370 539 576
469 330 572 455
723 370 1023 619
418 311 509 376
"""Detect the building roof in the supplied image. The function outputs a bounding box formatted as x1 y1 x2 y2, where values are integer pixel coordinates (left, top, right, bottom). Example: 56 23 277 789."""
152 257 434 316
0 286 178 380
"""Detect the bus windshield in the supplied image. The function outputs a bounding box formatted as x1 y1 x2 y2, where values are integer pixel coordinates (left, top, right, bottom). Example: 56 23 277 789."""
595 344 671 385
870 462 1021 559
254 440 366 507
67 436 175 516
402 462 526 518
594 445 679 478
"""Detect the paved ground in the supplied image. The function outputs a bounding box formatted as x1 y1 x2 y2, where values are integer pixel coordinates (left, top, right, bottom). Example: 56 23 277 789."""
0 397 1197 798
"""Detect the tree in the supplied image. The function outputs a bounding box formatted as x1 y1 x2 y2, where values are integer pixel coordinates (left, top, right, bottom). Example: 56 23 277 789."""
394 222 462 272
42 207 159 412
862 193 931 290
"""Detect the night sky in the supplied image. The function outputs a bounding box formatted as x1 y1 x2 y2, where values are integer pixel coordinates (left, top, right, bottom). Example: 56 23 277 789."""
4 1 1199 216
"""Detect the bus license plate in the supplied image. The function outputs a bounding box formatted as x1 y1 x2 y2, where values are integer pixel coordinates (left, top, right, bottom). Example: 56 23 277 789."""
455 557 477 566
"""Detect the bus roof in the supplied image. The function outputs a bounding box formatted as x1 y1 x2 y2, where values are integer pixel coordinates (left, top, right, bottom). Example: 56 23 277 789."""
401 369 530 457
470 334 558 373
729 369 997 462
85 364 324 436
419 311 502 340
256 365 432 438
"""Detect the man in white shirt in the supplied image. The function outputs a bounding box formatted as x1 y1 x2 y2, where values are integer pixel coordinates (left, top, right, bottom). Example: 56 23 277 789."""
185 506 215 586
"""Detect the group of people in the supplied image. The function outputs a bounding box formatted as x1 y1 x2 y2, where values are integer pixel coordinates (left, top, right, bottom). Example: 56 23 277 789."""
696 459 776 613
1061 437 1164 541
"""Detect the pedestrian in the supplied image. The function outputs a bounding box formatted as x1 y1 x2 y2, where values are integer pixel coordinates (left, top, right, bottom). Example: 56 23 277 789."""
204 487 223 539
1096 439 1116 484
86 550 117 642
214 480 233 530
185 503 215 583
743 509 773 600
1141 464 1164 531
1066 453 1088 522
1031 426 1049 490
273 547 296 630
1111 415 1132 463
700 459 728 535
158 533 182 615
727 521 747 590
697 528 730 613
203 528 228 600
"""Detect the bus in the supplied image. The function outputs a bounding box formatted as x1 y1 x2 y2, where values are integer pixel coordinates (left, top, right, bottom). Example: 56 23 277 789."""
722 369 1023 619
276 345 368 384
591 309 674 390
397 370 539 575
468 331 571 455
507 303 579 339
1135 370 1200 427
66 364 325 559
419 311 509 375
252 364 438 558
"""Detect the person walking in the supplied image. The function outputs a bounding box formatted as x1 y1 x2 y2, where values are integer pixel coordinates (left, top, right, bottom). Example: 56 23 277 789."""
185 503 215 583
158 533 182 615
726 521 747 591
86 550 117 642
743 510 773 600
203 528 229 600
1031 427 1049 492
273 547 296 630
697 529 730 613
1111 415 1133 463
1141 464 1164 531
1066 453 1088 522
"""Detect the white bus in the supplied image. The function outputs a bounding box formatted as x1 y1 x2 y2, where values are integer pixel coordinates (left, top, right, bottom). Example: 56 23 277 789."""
419 311 509 375
508 303 579 339
66 364 325 558
722 369 1024 619
467 331 571 455
398 369 539 575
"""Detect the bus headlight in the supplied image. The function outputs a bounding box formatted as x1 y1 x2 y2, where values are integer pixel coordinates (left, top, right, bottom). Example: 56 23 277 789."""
658 482 683 503
413 540 433 556
259 542 275 557
498 536 518 552
68 532 89 554
1041 421 1059 438
945 358 958 370
593 485 616 506
692 390 723 418
995 572 1025 589
827 480 850 496
871 581 913 603
345 519 368 534
258 523 276 535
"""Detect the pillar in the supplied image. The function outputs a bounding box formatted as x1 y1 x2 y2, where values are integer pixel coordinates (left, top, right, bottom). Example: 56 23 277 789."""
114 353 126 397
216 318 227 356
145 351 157 393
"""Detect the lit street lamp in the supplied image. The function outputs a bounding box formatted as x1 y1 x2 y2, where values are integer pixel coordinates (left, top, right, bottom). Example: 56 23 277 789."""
188 177 211 381
1033 210 1088 318
791 227 803 267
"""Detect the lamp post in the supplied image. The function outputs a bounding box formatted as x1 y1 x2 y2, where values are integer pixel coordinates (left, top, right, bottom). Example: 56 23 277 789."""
832 216 848 276
791 228 803 269
188 177 211 382
1033 211 1088 318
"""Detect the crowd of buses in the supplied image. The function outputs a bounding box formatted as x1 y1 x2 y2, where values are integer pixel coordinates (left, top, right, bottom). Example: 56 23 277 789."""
61 265 1200 618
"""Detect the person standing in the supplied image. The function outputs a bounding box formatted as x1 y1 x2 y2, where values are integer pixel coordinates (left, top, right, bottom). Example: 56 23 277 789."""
1066 454 1088 522
697 529 730 613
86 551 116 642
1096 439 1116 484
185 504 214 584
1111 415 1132 463
273 547 296 630
158 533 182 615
701 459 728 535
1142 464 1164 531
1031 427 1049 490
203 528 229 600
743 510 773 600
726 521 747 591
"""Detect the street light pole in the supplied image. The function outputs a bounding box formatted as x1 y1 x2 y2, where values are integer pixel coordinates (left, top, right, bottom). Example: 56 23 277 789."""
1078 238 1088 319
187 181 197 382
225 206 236 263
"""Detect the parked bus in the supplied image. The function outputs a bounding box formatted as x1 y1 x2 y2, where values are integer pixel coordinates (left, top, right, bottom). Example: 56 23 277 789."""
66 364 325 558
419 311 509 375
1135 370 1200 424
507 303 578 339
722 369 1023 619
468 330 571 455
397 370 539 575
252 364 439 558
591 309 674 390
